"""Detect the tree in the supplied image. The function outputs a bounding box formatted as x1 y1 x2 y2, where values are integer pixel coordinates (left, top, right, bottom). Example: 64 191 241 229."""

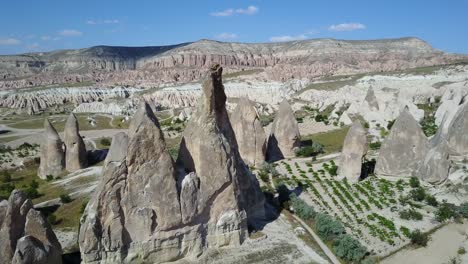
315 213 345 241
60 193 72 203
458 202 468 218
410 187 426 202
333 234 367 262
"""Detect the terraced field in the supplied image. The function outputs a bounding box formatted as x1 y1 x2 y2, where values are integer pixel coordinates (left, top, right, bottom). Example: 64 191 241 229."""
274 158 441 256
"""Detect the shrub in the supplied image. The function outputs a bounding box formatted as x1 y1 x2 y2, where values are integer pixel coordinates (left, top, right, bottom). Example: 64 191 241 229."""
369 142 381 150
24 186 40 199
1 171 12 183
333 234 367 262
48 214 58 225
295 143 324 157
30 180 39 189
458 247 466 255
289 193 316 220
0 183 15 199
60 193 72 203
410 187 426 202
399 209 423 221
409 177 420 188
363 122 370 129
46 175 54 182
425 195 438 207
400 226 411 238
100 137 112 147
409 229 429 247
315 213 345 241
387 120 395 130
435 202 457 222
458 203 468 218
80 201 88 214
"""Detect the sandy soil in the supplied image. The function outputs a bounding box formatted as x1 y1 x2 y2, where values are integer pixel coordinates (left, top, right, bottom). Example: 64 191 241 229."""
382 221 468 264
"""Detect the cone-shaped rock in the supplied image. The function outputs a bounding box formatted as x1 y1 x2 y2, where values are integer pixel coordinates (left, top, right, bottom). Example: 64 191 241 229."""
79 103 182 263
0 190 33 263
446 102 468 155
364 87 379 111
338 121 368 183
38 119 65 179
267 100 301 161
375 108 429 177
231 97 267 167
64 113 88 172
418 140 450 184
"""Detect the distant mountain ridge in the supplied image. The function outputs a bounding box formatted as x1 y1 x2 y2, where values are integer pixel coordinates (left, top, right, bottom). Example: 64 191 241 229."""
0 37 465 89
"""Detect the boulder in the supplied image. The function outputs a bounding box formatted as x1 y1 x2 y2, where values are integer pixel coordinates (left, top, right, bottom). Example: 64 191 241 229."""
231 97 267 167
375 107 429 177
338 121 368 183
38 119 65 179
267 100 301 161
79 64 264 263
64 113 88 172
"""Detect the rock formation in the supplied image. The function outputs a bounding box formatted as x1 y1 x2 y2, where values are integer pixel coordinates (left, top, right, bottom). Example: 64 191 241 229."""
64 113 88 172
38 119 65 179
231 97 267 167
375 107 429 177
418 140 451 184
446 102 468 155
0 190 62 264
79 65 264 263
338 121 368 183
364 87 379 111
267 100 301 161
1 38 463 90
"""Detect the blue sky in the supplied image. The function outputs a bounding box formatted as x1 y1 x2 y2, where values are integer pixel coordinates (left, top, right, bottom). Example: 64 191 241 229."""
0 0 467 54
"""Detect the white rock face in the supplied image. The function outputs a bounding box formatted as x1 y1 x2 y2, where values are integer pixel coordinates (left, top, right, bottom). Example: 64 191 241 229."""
338 122 368 183
267 100 301 160
64 114 88 172
38 119 65 179
375 108 429 177
231 98 267 167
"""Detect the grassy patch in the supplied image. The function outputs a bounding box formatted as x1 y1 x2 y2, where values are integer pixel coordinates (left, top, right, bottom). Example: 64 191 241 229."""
52 197 88 230
0 135 25 143
302 127 350 154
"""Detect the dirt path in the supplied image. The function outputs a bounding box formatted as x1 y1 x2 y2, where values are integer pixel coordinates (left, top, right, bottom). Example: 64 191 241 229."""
291 214 342 264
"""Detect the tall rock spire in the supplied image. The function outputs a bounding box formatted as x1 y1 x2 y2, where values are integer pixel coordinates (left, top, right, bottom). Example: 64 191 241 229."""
38 119 65 179
338 121 368 183
64 113 88 172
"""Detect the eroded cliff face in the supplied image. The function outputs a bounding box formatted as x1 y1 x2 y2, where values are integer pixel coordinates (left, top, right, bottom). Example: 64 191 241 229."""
78 65 264 263
0 38 463 89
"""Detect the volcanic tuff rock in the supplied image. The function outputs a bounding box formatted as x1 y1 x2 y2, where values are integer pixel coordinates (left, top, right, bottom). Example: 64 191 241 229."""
0 86 139 115
418 140 451 184
338 121 368 183
1 38 463 89
364 87 379 111
38 119 65 179
267 100 301 161
231 97 267 166
79 65 265 263
375 108 429 177
446 101 468 155
0 190 62 264
64 113 88 172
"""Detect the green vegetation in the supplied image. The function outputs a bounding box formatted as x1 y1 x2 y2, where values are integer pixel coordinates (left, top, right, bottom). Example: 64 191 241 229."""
399 208 423 221
99 137 112 147
410 187 426 202
223 69 263 79
409 177 420 188
290 193 316 220
60 193 73 203
420 116 438 137
369 141 382 150
314 213 345 240
259 114 274 126
302 126 350 154
435 202 457 222
409 229 429 247
295 142 324 157
333 234 368 263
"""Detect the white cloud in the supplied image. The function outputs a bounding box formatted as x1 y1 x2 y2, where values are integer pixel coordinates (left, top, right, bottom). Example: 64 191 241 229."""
59 29 83 37
87 19 120 25
211 5 258 17
236 6 258 15
0 38 21 45
328 23 366 32
216 33 238 40
26 43 40 51
270 34 307 42
41 36 51 41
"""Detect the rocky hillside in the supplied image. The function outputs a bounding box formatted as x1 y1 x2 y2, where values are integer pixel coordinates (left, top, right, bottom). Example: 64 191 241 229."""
0 37 465 89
